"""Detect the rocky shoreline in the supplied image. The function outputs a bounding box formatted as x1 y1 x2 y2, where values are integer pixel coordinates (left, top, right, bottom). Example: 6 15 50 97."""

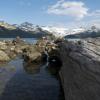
1 37 100 100
0 37 58 66
0 37 29 62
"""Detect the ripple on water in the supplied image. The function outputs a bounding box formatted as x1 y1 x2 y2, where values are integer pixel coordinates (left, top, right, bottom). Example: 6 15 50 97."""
0 57 62 100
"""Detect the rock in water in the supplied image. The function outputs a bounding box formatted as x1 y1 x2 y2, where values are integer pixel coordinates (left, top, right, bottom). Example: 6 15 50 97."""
22 46 42 64
0 50 10 62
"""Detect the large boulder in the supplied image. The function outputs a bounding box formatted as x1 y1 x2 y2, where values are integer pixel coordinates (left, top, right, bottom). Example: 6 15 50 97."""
13 42 29 54
0 50 10 62
35 39 47 52
0 41 7 50
59 38 100 100
22 46 42 64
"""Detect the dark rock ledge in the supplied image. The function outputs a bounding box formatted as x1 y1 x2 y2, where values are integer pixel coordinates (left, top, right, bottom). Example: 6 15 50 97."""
59 38 100 100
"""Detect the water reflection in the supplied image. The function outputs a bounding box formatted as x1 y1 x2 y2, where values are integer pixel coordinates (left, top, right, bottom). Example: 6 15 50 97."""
0 57 62 100
23 62 41 74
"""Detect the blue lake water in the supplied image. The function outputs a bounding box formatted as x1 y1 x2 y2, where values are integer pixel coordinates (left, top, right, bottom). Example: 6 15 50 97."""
0 38 37 44
66 38 81 42
0 38 63 100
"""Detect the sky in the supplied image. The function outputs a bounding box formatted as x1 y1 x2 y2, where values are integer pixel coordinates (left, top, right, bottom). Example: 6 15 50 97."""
0 0 100 28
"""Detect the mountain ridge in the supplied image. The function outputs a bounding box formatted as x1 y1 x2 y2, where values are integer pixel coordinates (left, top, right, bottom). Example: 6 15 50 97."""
0 21 52 38
0 21 100 38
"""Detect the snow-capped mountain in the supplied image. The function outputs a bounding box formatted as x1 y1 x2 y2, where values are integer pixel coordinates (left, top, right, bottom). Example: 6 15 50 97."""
2 20 100 38
69 28 85 34
41 26 68 37
86 25 100 33
18 23 86 38
17 22 35 31
41 26 85 37
17 22 43 33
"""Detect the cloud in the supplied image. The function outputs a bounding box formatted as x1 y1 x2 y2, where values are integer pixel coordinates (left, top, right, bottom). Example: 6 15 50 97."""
47 0 88 20
88 10 100 17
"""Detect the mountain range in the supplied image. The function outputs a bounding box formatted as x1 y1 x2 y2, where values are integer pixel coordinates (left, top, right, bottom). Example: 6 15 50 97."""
65 26 100 39
0 21 100 38
0 21 52 38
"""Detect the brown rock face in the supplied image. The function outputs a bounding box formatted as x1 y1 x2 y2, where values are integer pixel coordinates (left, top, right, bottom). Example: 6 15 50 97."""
0 50 10 62
59 38 100 100
22 46 42 64
0 38 31 62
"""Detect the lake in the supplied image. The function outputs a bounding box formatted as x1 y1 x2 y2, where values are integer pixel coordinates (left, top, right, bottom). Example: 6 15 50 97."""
65 38 81 42
0 38 37 44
